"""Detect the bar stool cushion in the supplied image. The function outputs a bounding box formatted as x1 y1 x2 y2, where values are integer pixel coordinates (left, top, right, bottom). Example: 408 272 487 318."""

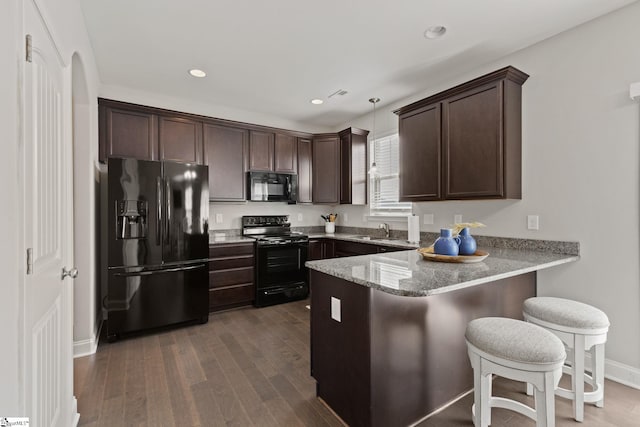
466 317 565 365
524 297 610 330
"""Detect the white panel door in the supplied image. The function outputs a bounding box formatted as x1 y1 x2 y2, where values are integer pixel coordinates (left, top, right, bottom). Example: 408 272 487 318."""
23 0 76 426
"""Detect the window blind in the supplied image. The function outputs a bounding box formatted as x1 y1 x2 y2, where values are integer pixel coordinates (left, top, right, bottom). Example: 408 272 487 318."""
369 134 412 215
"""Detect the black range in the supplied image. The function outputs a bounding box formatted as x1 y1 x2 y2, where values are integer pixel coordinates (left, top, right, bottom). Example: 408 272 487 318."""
242 215 309 307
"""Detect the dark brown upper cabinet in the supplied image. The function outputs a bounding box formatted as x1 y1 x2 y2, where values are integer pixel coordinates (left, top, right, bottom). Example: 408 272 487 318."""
274 134 298 173
312 135 340 204
99 104 158 161
249 131 299 173
297 138 313 203
339 127 369 205
203 124 249 202
394 66 528 201
158 116 203 164
248 130 275 171
398 104 441 201
99 99 204 164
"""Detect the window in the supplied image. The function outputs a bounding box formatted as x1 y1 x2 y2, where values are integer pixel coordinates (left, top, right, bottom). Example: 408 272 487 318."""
369 133 412 216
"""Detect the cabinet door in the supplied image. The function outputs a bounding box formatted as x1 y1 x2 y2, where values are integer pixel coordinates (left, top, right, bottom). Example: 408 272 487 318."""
203 124 249 201
442 82 503 199
249 130 275 171
158 116 203 163
323 240 335 259
398 104 441 201
339 133 352 204
334 240 377 257
312 135 340 204
308 239 323 260
100 106 158 161
274 133 297 173
297 138 313 203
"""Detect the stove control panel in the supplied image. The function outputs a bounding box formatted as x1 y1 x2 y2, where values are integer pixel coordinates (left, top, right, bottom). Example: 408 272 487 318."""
242 215 290 227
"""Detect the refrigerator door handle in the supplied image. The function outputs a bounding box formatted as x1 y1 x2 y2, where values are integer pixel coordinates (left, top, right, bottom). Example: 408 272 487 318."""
156 176 163 245
165 179 171 244
114 263 206 277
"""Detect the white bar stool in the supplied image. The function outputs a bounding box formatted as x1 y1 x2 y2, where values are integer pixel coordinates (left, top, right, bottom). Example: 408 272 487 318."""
465 317 566 427
523 297 610 422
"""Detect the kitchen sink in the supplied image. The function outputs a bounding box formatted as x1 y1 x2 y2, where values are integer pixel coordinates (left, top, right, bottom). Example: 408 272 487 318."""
353 235 395 241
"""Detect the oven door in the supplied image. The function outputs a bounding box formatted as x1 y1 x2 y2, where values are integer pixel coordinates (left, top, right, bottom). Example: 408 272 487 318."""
255 241 308 306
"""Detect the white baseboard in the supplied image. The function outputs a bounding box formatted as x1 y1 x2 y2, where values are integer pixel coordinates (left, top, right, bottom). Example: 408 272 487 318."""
71 396 79 427
603 358 640 390
582 352 640 390
73 320 102 358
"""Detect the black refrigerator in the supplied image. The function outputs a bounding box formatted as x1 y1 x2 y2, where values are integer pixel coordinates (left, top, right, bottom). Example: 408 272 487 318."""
106 157 209 341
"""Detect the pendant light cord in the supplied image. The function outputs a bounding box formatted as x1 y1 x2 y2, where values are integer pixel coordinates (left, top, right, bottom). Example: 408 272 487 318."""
369 97 380 175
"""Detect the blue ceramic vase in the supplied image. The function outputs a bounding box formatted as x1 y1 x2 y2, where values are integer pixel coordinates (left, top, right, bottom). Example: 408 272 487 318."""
434 228 460 256
458 227 477 255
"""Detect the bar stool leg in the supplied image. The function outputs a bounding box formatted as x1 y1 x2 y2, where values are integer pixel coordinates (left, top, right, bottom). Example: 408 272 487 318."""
591 343 605 408
534 371 556 427
527 382 534 396
481 372 492 427
573 334 585 422
472 365 484 427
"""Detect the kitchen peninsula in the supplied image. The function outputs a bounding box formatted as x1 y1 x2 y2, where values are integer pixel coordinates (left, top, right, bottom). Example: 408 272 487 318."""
306 245 579 427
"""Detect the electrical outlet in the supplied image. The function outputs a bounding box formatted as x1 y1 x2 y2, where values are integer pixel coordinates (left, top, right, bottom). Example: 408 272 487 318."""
331 297 341 322
527 215 539 230
343 213 349 223
454 214 462 224
423 214 434 225
215 213 223 224
297 213 303 221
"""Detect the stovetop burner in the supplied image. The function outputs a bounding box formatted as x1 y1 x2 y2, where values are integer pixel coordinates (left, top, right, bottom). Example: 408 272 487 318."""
241 215 308 244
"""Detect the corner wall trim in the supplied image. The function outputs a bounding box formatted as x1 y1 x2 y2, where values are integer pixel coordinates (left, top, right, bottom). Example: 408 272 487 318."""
73 321 102 358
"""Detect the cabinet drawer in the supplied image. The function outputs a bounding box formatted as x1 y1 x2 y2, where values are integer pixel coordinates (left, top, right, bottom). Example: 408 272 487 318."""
209 243 254 258
209 284 255 310
209 254 254 271
209 267 254 289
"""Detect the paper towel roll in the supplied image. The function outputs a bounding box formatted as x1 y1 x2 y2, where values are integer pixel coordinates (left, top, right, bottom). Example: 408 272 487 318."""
407 215 420 243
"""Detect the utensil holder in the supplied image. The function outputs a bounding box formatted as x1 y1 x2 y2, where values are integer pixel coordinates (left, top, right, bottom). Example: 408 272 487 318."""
325 222 335 234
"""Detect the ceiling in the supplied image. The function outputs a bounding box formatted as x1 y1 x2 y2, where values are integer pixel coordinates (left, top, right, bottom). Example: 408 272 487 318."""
80 0 636 131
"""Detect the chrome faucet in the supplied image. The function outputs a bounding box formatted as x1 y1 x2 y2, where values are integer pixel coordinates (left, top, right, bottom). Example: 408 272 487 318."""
379 223 390 238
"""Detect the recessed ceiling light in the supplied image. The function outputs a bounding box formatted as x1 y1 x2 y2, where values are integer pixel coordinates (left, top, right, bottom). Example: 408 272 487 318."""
310 99 324 105
189 69 207 78
424 26 447 39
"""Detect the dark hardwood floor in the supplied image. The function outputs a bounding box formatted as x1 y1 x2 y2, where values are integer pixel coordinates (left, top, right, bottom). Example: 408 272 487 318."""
75 299 640 426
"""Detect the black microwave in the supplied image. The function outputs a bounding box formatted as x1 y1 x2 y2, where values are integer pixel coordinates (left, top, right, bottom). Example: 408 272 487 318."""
248 172 298 203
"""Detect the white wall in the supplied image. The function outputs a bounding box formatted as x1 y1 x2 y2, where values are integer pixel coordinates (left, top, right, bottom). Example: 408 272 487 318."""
210 202 338 230
335 3 640 374
0 0 22 414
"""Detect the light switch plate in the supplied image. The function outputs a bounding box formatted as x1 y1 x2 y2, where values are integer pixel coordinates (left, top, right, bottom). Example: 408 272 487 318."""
527 215 539 230
423 214 434 225
343 213 349 223
454 214 462 224
215 213 223 224
297 213 303 221
331 297 341 322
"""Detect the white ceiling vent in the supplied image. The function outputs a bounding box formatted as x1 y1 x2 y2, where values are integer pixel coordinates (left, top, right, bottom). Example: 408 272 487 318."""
328 89 348 98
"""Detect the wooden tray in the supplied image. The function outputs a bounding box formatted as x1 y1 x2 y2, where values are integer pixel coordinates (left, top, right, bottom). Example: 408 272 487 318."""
417 246 489 263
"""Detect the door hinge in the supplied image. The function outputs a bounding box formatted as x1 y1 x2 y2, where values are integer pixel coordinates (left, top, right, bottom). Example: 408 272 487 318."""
25 34 32 63
26 248 33 275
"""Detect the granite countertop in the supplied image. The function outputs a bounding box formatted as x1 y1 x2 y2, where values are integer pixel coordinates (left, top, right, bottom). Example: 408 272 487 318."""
305 247 579 297
308 233 420 249
208 232 255 245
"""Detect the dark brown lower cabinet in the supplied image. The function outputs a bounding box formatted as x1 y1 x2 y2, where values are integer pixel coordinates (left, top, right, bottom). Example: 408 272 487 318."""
310 270 536 427
208 242 255 312
308 239 335 260
334 240 379 257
